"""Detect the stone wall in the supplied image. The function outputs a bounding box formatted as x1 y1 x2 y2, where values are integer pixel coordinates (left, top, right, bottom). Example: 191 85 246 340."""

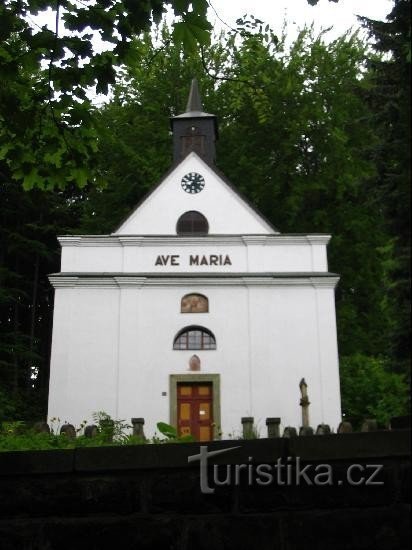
0 430 410 550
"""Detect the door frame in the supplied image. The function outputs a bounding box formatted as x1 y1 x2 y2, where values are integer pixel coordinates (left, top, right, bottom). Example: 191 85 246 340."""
169 374 221 440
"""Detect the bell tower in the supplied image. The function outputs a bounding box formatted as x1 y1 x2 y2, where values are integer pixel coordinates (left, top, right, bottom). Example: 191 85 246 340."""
171 78 218 165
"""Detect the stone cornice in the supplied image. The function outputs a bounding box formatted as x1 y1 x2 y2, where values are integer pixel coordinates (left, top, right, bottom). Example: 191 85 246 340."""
57 234 332 248
48 273 339 289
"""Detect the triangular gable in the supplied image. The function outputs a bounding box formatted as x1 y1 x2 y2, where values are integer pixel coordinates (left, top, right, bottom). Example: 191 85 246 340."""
114 152 279 235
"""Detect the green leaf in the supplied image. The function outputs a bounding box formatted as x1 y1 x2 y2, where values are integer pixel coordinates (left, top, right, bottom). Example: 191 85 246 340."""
69 168 89 188
22 168 43 191
44 148 64 168
172 20 210 52
156 422 177 438
172 21 197 52
0 143 13 160
172 0 191 15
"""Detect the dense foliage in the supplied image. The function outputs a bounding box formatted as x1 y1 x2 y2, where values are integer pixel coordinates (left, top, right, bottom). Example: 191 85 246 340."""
0 1 410 425
340 354 408 425
0 0 212 191
0 0 350 193
360 0 411 375
0 417 192 451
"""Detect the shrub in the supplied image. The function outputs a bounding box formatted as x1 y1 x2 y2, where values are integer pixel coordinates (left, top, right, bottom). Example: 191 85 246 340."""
340 354 409 426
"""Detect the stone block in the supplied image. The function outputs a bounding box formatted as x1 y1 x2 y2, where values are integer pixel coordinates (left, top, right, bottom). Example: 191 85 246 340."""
266 417 281 438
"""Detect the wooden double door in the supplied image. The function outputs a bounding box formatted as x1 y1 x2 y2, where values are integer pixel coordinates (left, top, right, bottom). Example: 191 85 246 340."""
177 382 213 441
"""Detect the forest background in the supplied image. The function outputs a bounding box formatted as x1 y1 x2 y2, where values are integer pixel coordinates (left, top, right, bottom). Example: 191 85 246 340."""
0 0 410 427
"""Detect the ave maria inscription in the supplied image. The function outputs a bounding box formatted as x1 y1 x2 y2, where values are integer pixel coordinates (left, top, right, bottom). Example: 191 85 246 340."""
155 254 232 266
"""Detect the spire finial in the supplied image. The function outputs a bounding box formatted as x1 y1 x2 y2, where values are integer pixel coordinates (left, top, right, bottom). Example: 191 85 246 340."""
185 78 203 112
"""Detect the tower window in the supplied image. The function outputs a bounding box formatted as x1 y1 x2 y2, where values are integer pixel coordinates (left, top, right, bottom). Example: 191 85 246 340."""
177 211 209 235
181 135 206 157
173 326 216 350
181 125 206 158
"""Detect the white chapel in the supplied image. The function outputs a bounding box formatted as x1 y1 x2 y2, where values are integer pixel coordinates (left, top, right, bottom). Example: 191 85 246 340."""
48 80 342 440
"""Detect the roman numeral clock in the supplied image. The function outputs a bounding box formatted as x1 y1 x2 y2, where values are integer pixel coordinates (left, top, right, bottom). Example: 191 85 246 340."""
181 172 205 194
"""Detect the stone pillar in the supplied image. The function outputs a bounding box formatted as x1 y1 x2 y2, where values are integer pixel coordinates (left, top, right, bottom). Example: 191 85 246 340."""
299 378 310 428
33 421 50 434
337 421 353 434
361 419 378 432
299 426 314 436
241 417 254 439
316 424 331 435
131 418 146 439
84 425 98 438
60 424 76 438
266 417 281 438
283 427 297 438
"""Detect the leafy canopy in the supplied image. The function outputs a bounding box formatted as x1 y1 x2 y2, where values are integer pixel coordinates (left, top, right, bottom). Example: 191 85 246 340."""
0 0 211 190
340 354 409 425
1 0 343 191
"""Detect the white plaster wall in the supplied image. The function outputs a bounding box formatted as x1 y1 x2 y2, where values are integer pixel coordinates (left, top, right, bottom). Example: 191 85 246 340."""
48 147 339 439
247 286 341 433
314 287 342 426
115 153 274 235
59 239 330 274
116 285 252 438
48 288 119 424
48 289 72 421
48 283 341 437
61 245 122 273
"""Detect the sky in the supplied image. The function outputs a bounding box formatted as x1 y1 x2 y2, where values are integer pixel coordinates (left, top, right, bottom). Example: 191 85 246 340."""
33 0 394 43
208 0 393 40
31 0 394 103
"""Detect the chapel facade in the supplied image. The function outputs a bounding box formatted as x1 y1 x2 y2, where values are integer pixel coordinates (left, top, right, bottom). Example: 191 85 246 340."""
48 80 342 439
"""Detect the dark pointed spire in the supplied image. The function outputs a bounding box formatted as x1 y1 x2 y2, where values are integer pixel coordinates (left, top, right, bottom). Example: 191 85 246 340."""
170 78 218 165
185 78 203 113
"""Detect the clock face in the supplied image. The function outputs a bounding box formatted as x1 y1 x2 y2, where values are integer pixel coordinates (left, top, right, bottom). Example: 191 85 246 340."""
181 172 205 194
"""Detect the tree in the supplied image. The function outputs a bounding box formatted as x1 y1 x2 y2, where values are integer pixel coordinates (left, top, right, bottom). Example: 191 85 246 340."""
359 0 411 374
79 23 395 360
0 0 352 193
77 25 224 233
76 20 409 422
0 164 83 420
0 0 212 191
340 354 408 425
1 11 408 423
216 25 397 358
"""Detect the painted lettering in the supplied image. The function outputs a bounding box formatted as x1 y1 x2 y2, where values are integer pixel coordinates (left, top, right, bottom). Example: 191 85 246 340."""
157 254 232 266
155 255 180 266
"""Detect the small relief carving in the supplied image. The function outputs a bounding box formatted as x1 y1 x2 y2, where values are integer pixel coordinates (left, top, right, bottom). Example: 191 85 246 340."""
189 355 201 371
181 294 208 313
